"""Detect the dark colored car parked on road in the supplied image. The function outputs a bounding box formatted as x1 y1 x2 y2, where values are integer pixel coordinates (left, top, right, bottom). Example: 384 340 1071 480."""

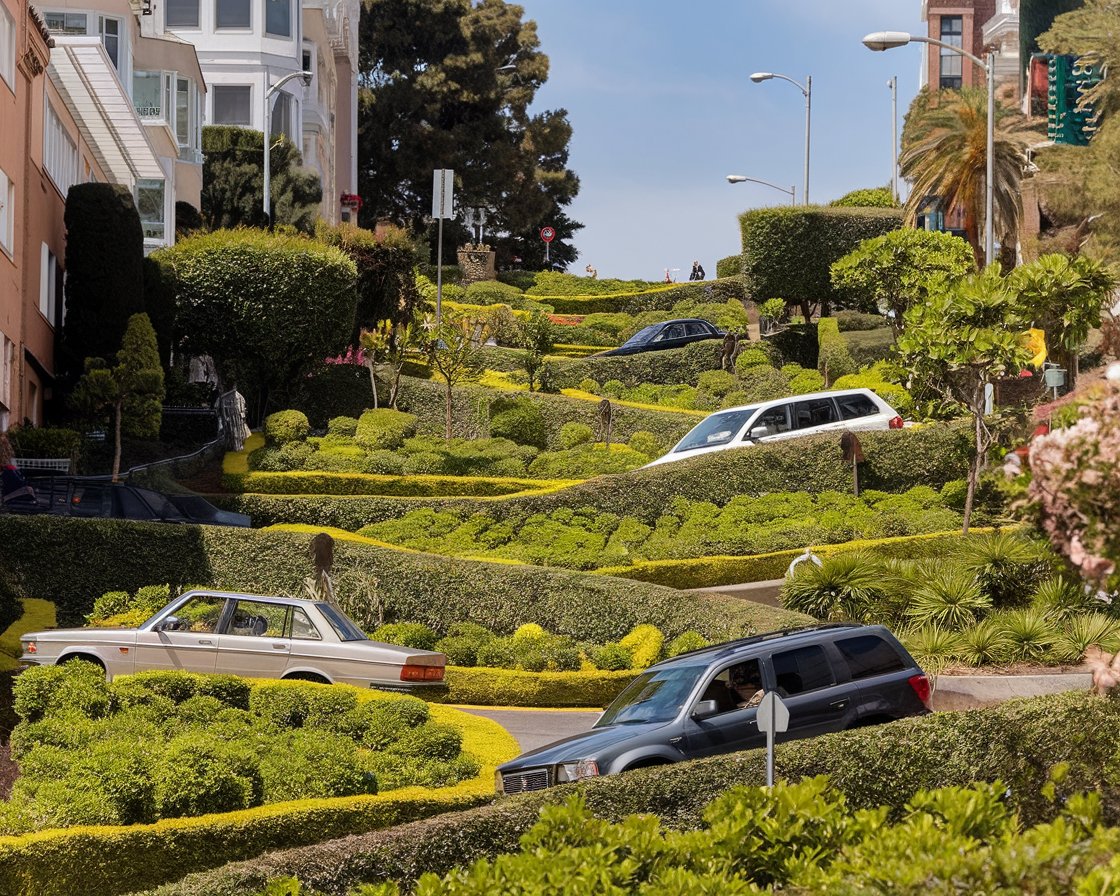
596 318 724 357
497 623 930 794
0 476 250 527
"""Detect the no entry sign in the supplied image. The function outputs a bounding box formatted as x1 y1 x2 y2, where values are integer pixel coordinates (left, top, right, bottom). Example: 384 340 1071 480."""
540 226 556 242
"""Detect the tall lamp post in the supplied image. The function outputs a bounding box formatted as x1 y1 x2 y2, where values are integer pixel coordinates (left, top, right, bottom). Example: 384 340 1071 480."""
888 75 899 203
749 71 811 205
863 31 995 266
726 174 796 205
263 70 313 227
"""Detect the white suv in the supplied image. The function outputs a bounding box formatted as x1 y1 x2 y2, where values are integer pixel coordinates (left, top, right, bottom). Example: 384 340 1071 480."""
646 388 904 467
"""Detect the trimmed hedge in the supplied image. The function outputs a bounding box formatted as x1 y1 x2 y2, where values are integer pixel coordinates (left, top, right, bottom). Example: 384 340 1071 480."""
138 692 1120 896
0 519 807 639
0 702 518 896
715 256 742 279
595 529 998 589
217 422 974 534
435 666 635 708
551 339 727 389
739 208 904 314
223 471 578 498
537 278 746 315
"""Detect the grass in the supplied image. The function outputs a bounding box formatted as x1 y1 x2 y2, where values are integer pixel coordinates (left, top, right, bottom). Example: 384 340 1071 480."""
0 599 57 671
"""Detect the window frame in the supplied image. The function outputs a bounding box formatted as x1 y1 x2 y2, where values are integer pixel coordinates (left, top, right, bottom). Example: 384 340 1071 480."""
771 644 835 696
212 84 253 126
0 166 13 256
264 0 292 38
939 15 964 90
165 0 201 29
215 0 251 30
1 4 15 93
135 178 166 242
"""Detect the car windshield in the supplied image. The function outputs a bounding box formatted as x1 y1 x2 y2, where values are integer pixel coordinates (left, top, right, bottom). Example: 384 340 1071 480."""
621 324 662 347
673 408 757 452
596 665 706 726
317 603 369 641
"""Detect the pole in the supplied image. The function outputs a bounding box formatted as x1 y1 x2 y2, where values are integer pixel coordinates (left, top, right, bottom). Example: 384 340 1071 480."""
765 708 775 788
985 51 995 267
802 75 812 205
262 89 272 228
436 215 444 325
889 75 899 202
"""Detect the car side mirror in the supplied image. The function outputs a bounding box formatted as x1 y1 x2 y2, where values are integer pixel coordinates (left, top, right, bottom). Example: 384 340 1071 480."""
749 425 771 439
155 616 182 632
691 699 720 719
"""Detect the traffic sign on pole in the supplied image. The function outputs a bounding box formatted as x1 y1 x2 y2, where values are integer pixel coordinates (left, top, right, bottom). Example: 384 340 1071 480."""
540 226 555 242
432 169 455 219
756 691 789 789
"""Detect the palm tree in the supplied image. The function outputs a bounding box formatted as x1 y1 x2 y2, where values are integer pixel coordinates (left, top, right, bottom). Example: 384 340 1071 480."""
899 87 1036 266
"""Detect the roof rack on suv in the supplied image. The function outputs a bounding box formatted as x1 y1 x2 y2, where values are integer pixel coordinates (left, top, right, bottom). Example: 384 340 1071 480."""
666 623 865 664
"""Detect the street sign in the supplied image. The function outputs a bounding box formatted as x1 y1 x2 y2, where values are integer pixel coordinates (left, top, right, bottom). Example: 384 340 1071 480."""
757 691 789 789
432 169 454 219
540 226 555 243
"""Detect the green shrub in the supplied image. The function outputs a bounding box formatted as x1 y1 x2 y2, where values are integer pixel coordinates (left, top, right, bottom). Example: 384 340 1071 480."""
355 696 430 750
665 630 709 657
831 364 913 416
696 369 736 397
489 398 547 449
626 431 659 457
736 365 791 401
434 623 499 667
354 409 418 451
12 661 110 722
259 730 375 802
370 622 439 651
526 445 651 478
88 584 171 625
249 681 316 728
734 348 771 372
152 735 263 817
559 422 594 450
5 426 82 462
834 311 890 331
589 642 632 671
784 364 826 394
829 186 899 208
618 624 664 669
816 318 857 385
327 416 359 437
715 255 742 278
264 411 310 446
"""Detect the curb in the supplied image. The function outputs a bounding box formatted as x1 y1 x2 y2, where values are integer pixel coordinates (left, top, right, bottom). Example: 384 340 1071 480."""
933 672 1091 711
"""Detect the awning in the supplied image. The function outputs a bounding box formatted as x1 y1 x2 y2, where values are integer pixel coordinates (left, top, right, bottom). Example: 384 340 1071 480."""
47 36 165 185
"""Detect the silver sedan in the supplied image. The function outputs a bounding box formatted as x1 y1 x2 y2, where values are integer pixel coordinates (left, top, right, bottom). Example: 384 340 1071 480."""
20 590 446 690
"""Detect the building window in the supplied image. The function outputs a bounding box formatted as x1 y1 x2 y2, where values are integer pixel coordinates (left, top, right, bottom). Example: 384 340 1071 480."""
939 15 963 89
1 5 15 93
216 0 250 29
39 243 61 326
0 167 12 256
0 331 13 431
213 84 252 125
265 0 291 37
302 48 312 73
135 179 166 241
99 16 120 68
133 70 164 119
166 0 200 28
43 11 88 34
270 91 292 140
43 102 79 197
43 12 122 70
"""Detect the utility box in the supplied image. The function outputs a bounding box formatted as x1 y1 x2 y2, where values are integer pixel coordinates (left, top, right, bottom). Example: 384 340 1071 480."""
1043 366 1067 389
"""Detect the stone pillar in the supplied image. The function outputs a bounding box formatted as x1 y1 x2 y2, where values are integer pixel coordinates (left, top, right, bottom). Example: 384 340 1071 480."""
457 247 497 285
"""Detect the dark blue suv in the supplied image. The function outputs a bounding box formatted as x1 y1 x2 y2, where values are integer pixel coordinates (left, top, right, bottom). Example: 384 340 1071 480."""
497 624 930 794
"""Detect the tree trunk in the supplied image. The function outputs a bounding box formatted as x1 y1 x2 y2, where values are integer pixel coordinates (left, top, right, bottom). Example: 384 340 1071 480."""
367 362 379 409
112 400 124 483
444 381 453 439
389 365 402 409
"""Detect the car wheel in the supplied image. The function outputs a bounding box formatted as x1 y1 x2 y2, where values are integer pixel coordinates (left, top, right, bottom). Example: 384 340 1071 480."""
283 672 330 685
623 758 672 772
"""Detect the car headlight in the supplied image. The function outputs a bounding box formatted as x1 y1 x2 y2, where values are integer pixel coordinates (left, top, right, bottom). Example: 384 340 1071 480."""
556 759 599 783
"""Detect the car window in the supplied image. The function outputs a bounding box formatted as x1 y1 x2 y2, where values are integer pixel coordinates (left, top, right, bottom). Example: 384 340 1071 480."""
743 404 791 439
771 644 834 695
655 324 686 342
227 599 288 637
835 635 906 679
289 607 322 641
622 324 661 347
69 484 110 518
791 397 839 430
316 603 368 641
835 393 880 420
683 322 709 336
701 658 764 713
173 595 227 633
597 665 706 726
674 408 757 452
132 486 186 521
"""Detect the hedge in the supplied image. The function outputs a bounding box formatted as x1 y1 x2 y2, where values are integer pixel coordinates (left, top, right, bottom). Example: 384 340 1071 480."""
536 278 746 315
595 529 998 589
0 519 807 639
435 666 635 708
816 317 857 385
715 256 742 279
138 692 1120 896
551 339 727 389
218 421 975 534
739 207 904 315
0 703 518 896
223 471 579 498
842 327 896 369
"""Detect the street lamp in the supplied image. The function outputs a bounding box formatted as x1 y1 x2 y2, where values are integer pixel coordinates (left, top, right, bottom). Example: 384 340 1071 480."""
749 71 811 205
888 75 899 203
263 70 313 228
726 174 796 205
863 30 995 266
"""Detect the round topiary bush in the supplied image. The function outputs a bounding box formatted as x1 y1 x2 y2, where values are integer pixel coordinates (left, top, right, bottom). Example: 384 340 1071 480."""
734 348 772 373
327 416 359 437
489 399 547 449
627 430 661 458
559 422 595 450
355 408 418 451
371 622 440 651
697 370 737 397
263 410 310 446
578 378 601 394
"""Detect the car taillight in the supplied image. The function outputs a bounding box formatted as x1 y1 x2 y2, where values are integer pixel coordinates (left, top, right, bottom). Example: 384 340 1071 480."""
24 641 36 655
908 673 932 709
400 664 445 682
888 416 904 429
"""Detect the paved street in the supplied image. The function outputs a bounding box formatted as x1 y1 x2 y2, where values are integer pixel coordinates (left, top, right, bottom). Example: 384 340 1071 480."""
457 706 601 753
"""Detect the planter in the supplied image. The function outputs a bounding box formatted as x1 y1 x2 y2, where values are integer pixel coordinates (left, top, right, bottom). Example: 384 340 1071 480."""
457 248 496 285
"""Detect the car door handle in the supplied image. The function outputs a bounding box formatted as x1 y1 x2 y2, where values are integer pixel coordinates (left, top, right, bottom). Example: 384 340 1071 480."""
829 699 849 710
272 643 287 649
198 639 213 646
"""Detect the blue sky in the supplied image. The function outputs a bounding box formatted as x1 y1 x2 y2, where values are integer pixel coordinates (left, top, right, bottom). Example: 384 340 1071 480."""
514 0 925 280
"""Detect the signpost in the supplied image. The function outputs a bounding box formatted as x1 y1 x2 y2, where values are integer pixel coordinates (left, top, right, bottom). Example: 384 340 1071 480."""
432 169 455 323
540 225 555 265
755 691 789 788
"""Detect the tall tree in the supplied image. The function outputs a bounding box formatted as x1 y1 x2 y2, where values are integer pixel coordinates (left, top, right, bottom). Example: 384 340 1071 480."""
70 314 165 482
201 126 322 232
900 87 1038 266
357 0 581 268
